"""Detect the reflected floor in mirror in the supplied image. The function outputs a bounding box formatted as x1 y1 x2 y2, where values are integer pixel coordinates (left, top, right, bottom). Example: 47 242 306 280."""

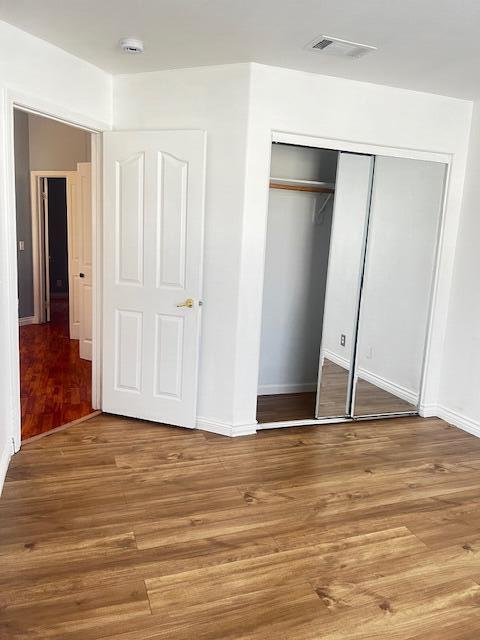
257 360 415 423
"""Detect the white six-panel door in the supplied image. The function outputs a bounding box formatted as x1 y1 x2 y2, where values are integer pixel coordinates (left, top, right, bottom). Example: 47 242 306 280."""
102 131 206 428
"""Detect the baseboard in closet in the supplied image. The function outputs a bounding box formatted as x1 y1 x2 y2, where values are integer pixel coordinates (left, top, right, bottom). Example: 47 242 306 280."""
257 382 317 395
322 348 417 405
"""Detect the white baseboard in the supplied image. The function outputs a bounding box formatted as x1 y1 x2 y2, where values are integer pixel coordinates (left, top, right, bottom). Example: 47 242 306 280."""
357 368 417 405
0 446 12 497
196 417 257 437
323 349 417 405
18 315 36 326
322 349 349 370
421 404 480 439
258 382 316 395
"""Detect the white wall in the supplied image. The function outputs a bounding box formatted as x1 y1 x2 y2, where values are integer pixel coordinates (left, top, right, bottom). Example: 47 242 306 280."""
114 62 473 434
270 143 337 181
0 20 112 492
439 102 480 434
114 64 251 431
237 63 472 430
28 114 91 170
14 110 33 319
258 189 333 394
258 144 336 394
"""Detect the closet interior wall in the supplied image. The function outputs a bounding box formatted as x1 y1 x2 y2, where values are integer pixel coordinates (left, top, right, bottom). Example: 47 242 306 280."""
257 143 338 422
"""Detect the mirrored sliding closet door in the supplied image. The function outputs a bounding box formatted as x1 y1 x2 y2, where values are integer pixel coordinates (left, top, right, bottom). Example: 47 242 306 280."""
352 156 446 417
256 141 447 426
315 152 374 419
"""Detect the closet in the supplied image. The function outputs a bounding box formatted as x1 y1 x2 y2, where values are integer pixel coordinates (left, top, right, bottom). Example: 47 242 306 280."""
257 142 446 425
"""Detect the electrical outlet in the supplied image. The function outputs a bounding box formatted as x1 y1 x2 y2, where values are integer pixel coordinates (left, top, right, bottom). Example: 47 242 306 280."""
340 334 346 347
18 240 24 251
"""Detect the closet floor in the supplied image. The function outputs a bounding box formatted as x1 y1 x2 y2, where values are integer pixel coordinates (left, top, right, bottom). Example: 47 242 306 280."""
257 392 316 423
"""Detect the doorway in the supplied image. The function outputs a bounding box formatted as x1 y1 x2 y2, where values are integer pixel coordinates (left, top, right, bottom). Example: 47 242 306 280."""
14 109 95 440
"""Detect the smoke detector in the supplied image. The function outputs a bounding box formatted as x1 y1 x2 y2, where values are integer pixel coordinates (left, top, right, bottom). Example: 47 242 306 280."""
119 38 144 54
306 35 376 58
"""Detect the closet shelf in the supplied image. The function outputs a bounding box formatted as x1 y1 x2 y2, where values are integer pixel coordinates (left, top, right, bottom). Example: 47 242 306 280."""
269 177 335 194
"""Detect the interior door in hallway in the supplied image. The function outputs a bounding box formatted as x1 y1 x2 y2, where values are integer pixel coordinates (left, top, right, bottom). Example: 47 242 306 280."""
102 131 206 428
76 162 93 360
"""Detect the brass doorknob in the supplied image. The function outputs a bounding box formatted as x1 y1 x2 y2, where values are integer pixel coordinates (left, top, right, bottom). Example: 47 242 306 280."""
176 298 194 308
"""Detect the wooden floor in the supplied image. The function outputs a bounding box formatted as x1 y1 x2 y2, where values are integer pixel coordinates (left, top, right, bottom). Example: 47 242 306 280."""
2 414 480 638
19 298 93 440
257 360 415 423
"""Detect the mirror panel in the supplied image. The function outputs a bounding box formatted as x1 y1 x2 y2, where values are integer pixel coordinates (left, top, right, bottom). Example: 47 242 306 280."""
352 156 446 417
316 153 374 418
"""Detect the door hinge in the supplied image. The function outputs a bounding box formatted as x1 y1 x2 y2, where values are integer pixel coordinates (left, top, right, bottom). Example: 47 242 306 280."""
41 192 47 200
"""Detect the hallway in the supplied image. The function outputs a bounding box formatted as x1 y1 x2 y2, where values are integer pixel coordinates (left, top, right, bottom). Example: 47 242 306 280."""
19 299 92 440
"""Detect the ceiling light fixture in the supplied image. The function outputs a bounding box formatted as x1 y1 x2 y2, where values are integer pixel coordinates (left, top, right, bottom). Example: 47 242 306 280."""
119 37 144 54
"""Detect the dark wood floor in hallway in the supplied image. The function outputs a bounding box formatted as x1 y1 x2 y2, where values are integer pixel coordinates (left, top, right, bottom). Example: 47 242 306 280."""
19 299 92 440
2 414 480 638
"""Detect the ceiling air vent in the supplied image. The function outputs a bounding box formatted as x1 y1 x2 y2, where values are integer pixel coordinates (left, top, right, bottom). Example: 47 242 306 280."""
307 35 377 58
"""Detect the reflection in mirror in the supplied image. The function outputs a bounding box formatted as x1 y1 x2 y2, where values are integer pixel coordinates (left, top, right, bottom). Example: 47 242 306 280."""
353 156 446 417
316 153 374 418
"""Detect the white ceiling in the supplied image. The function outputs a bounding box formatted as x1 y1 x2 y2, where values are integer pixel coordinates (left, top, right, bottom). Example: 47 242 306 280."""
1 0 480 99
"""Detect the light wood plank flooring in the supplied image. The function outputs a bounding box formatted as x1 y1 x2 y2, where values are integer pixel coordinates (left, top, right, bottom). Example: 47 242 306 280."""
2 414 480 638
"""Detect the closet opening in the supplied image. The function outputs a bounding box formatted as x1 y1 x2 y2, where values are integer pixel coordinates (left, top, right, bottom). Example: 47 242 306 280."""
256 138 447 427
256 143 338 423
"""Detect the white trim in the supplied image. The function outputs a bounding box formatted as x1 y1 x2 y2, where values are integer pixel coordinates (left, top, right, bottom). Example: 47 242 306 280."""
18 316 36 326
421 404 480 439
10 90 109 134
196 417 257 437
91 134 102 410
3 87 109 452
272 131 451 165
322 349 349 370
323 348 417 406
30 170 77 327
249 130 452 432
0 445 13 496
257 417 352 429
357 368 417 405
258 382 316 395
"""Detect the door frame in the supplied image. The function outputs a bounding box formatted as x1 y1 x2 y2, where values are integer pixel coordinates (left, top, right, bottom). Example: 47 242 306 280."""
256 130 452 430
30 171 77 328
3 88 107 452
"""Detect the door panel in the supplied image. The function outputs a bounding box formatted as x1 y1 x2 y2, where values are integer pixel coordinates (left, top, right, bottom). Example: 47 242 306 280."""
41 178 51 323
315 153 374 418
77 162 93 360
103 131 206 428
68 175 80 338
352 156 446 417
